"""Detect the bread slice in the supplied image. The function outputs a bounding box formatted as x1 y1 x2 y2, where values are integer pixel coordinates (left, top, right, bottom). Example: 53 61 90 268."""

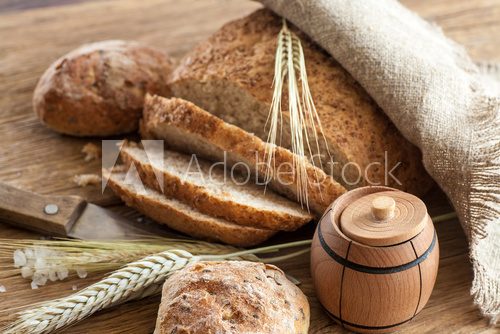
168 9 434 196
103 168 276 247
120 143 312 231
141 95 346 216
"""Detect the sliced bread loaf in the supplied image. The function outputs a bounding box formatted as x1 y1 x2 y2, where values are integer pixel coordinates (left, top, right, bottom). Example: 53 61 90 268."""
168 9 434 196
141 95 347 216
103 168 276 247
120 143 313 231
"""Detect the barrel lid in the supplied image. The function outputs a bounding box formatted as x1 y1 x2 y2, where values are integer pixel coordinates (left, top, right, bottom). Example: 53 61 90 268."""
339 191 428 246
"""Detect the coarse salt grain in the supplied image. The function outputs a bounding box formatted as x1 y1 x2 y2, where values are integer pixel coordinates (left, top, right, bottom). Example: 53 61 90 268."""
72 285 78 291
33 272 48 286
36 268 49 277
24 248 34 259
48 268 58 282
34 258 46 271
0 284 6 293
21 266 33 279
13 249 27 268
76 268 88 279
56 266 69 280
31 281 38 290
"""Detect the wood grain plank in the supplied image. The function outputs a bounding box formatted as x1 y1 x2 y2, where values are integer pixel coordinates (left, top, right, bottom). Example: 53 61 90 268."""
404 0 500 62
0 0 104 13
0 0 260 204
0 206 493 333
0 0 498 333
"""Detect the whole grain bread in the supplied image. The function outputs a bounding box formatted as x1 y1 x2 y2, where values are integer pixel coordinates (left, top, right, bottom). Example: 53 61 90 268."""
141 95 346 216
34 40 173 136
120 142 312 231
168 9 433 196
155 261 310 334
103 168 275 247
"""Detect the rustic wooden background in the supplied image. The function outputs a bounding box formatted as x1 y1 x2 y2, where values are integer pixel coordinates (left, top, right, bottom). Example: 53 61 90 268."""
0 0 498 333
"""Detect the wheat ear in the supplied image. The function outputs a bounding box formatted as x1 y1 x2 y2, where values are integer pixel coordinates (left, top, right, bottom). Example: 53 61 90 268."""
2 240 311 334
265 19 329 210
2 250 198 334
0 237 258 289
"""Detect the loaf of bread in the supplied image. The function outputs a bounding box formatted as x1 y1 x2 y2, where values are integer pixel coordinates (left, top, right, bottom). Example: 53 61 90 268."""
33 40 173 136
120 142 313 230
103 168 276 246
169 9 434 196
155 261 310 334
141 95 346 216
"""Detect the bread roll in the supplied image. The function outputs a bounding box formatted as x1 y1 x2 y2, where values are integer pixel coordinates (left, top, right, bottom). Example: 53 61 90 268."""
33 40 173 136
155 261 310 334
169 9 434 196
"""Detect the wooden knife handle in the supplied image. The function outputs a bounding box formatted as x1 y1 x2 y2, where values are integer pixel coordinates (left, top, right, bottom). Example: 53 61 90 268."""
0 182 87 236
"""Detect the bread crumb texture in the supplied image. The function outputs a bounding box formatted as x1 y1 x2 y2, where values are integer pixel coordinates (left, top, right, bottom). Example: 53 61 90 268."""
103 169 276 247
142 95 346 216
81 142 101 162
73 174 101 187
119 142 313 231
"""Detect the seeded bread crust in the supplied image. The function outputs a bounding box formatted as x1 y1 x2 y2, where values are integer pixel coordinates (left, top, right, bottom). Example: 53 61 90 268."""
155 261 310 334
168 9 433 196
33 40 173 136
141 95 347 217
103 169 276 247
120 143 312 231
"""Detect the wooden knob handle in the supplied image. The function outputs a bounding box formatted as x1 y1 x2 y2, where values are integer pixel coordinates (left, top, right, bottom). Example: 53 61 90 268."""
371 196 396 221
340 190 428 246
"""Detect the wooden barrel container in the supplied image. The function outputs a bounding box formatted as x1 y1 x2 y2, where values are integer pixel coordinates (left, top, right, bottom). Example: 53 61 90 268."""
311 186 439 333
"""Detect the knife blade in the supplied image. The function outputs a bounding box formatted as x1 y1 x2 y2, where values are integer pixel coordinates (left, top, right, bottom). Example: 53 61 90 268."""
67 202 177 239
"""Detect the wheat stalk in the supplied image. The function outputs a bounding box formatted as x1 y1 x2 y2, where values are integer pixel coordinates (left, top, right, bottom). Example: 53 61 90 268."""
1 240 311 333
0 237 257 283
265 19 330 210
2 250 198 334
1 209 458 333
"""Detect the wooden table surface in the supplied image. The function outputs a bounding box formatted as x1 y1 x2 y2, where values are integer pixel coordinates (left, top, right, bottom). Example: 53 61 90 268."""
0 0 498 333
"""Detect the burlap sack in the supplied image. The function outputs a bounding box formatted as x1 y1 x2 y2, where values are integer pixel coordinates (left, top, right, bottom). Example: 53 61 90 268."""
259 0 500 324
